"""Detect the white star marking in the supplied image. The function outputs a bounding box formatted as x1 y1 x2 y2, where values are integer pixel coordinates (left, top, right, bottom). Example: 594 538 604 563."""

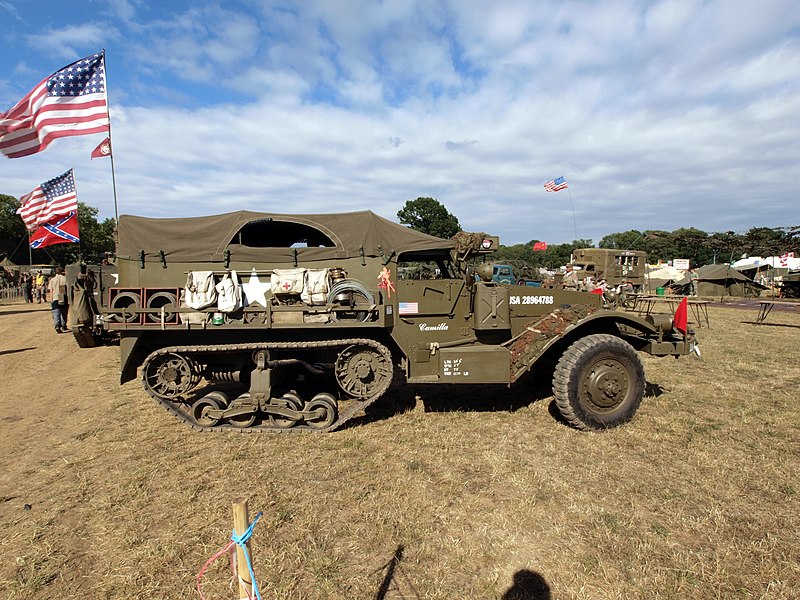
241 269 272 307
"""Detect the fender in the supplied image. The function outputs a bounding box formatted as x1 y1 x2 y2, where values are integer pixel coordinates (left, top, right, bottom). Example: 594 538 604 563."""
507 307 688 382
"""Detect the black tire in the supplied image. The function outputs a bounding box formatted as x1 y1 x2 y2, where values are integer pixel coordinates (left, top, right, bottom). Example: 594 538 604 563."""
552 334 645 431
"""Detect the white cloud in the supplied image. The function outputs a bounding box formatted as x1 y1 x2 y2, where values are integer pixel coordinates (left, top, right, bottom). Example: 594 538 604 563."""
2 0 799 246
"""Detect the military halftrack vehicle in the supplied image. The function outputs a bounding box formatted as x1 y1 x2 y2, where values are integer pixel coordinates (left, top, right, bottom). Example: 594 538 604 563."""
87 210 697 433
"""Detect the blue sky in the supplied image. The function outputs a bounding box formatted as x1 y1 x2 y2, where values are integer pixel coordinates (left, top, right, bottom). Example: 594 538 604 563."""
1 0 798 245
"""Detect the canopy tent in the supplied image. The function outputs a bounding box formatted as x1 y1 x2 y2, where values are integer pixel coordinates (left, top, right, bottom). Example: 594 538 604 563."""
645 265 686 291
0 255 18 268
734 263 773 285
673 264 766 297
732 256 800 270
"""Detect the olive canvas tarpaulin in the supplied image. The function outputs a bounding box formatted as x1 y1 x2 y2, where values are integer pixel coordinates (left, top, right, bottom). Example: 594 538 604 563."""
117 210 455 264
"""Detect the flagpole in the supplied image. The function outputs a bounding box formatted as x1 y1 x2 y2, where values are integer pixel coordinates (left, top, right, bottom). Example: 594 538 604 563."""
72 168 82 263
101 49 121 252
566 188 578 242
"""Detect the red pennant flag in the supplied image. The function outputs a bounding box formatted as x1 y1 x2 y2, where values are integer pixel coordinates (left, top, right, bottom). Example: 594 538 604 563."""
533 241 547 251
91 136 112 159
673 297 688 336
29 211 80 249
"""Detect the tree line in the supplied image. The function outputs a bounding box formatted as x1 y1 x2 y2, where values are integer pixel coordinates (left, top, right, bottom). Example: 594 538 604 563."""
0 193 115 266
2 192 795 272
397 197 800 271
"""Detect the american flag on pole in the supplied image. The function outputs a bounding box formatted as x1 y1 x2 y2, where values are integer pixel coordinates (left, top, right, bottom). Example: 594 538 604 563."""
0 52 108 159
544 176 568 192
16 169 78 230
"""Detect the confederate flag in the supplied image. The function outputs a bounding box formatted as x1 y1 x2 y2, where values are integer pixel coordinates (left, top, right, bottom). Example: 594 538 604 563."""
30 211 80 249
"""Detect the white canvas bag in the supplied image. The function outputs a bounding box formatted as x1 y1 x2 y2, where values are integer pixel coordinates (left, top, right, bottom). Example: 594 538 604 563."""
271 268 305 296
215 270 242 313
302 268 331 305
184 271 217 310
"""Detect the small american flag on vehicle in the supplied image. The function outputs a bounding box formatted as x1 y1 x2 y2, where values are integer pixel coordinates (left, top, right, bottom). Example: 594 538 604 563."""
398 302 419 315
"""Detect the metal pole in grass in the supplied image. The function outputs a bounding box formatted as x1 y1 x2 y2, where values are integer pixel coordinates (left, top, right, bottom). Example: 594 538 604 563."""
233 498 254 599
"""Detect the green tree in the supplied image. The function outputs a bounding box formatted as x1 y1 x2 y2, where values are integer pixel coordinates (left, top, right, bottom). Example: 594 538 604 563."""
0 195 115 266
494 239 594 273
705 231 741 263
742 227 789 257
397 197 461 239
671 227 712 266
44 202 116 265
642 230 677 264
599 230 645 251
0 194 28 261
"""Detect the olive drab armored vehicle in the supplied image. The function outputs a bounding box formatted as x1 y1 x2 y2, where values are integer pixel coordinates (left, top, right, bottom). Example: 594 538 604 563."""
98 210 697 433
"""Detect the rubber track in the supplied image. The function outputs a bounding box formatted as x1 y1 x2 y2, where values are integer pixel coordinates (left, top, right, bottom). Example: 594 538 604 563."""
140 338 393 433
72 325 98 348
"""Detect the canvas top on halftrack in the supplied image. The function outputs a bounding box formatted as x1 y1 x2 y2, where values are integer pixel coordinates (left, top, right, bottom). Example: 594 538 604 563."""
76 209 698 432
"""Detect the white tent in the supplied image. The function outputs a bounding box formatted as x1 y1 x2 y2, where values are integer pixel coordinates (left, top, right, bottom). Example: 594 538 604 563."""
647 266 686 281
732 256 800 270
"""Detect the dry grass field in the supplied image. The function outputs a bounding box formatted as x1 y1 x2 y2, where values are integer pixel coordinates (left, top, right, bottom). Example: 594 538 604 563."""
1 300 798 599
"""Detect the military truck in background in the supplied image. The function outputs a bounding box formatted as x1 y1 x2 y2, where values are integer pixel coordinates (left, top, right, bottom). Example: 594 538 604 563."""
571 248 647 291
78 210 696 433
779 270 800 298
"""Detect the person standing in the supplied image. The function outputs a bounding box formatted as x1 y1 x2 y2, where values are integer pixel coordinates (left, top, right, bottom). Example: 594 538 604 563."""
22 272 33 303
35 270 46 303
48 267 69 333
562 264 580 290
688 268 699 297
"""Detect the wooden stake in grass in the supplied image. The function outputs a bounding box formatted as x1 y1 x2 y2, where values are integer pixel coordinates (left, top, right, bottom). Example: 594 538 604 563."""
232 498 253 599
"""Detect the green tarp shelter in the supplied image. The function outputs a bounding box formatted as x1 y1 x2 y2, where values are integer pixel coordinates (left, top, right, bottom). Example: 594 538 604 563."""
674 264 766 297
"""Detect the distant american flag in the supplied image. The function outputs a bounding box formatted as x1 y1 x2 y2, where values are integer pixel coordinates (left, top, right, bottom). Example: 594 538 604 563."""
0 52 109 158
16 170 78 230
544 176 568 192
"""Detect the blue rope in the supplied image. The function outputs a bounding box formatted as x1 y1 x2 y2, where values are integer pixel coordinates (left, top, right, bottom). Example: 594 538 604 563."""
231 511 263 600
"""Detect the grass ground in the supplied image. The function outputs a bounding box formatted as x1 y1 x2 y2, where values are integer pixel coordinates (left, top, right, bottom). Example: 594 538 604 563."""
0 301 798 599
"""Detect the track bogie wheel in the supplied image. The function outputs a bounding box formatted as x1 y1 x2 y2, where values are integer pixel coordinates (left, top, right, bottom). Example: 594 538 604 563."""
304 393 338 430
552 334 645 431
268 391 303 429
192 396 222 427
226 392 257 428
335 344 393 400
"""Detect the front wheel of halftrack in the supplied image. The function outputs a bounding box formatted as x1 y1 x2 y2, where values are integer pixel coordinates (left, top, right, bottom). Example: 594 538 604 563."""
552 334 645 431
